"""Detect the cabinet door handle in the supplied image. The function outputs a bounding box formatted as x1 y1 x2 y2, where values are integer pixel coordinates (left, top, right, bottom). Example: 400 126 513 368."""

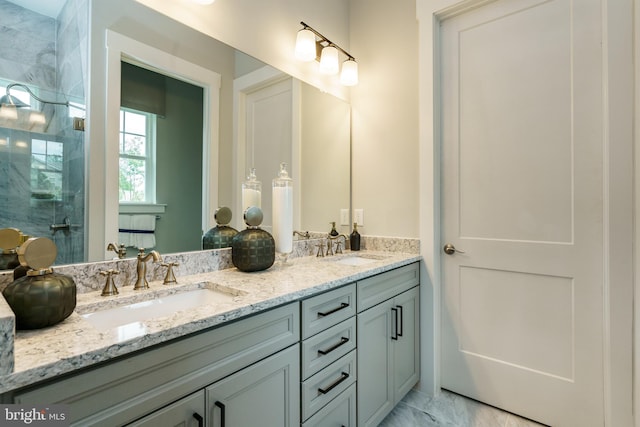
317 302 349 317
396 305 404 338
215 401 226 427
318 372 350 394
391 307 399 340
192 412 204 427
318 337 349 355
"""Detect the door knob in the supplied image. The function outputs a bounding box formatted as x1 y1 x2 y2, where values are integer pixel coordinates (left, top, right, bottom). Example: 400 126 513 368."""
443 243 465 255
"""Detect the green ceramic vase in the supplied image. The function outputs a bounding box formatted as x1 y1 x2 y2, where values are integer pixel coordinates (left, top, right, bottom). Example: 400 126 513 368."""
231 207 275 272
203 207 238 249
3 272 77 330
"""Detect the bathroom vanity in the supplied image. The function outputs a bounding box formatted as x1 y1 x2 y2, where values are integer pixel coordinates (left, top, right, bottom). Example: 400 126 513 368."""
0 250 420 426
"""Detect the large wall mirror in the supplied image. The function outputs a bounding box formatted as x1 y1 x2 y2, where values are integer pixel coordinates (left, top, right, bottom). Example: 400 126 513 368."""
0 0 351 268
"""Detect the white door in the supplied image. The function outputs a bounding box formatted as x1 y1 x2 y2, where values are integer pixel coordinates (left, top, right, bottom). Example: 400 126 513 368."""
440 0 604 425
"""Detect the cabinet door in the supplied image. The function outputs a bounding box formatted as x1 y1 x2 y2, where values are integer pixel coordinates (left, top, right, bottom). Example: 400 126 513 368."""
356 299 394 427
127 390 205 427
206 345 299 427
393 286 420 403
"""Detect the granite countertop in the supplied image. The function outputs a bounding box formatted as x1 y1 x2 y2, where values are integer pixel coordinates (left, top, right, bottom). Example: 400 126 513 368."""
0 250 420 394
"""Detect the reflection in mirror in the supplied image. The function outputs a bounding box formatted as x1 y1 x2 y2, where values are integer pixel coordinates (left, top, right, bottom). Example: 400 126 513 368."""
0 0 87 267
117 62 204 258
234 67 350 234
0 0 350 269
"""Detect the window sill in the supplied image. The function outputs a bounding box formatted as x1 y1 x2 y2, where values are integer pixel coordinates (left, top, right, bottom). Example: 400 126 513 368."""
119 203 166 215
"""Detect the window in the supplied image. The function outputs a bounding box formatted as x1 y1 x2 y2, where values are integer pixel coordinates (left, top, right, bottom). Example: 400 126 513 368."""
119 108 156 202
31 139 63 200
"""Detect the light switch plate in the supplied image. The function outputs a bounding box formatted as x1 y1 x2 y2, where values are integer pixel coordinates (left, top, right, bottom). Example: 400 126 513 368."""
354 209 364 226
340 209 350 226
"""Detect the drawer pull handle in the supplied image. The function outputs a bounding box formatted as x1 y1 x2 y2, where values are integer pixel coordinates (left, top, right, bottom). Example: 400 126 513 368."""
215 401 226 427
396 305 404 337
318 371 350 394
318 337 349 355
192 412 204 427
317 302 349 317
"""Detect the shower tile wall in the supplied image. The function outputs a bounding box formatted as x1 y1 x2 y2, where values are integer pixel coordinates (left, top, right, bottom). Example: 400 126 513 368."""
0 0 88 265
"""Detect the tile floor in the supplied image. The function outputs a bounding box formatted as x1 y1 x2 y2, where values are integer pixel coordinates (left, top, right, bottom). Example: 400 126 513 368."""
379 389 547 427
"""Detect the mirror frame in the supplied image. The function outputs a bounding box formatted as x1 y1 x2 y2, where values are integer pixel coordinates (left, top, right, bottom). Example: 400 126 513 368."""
102 30 221 259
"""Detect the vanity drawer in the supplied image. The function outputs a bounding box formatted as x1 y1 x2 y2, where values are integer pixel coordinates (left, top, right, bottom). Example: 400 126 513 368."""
301 351 356 421
302 283 356 339
302 317 356 379
357 262 419 312
302 383 356 427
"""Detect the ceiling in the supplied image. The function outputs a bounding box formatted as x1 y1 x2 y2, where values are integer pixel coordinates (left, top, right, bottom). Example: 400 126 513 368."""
6 0 67 19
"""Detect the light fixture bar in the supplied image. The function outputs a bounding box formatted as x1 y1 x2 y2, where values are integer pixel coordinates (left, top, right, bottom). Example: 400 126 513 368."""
299 22 355 61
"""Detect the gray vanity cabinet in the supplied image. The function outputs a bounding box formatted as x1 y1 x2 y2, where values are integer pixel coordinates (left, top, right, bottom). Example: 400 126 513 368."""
356 263 420 427
206 344 299 427
3 260 420 427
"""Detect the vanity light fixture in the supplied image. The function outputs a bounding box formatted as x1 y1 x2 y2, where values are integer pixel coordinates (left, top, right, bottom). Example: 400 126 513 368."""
295 22 358 86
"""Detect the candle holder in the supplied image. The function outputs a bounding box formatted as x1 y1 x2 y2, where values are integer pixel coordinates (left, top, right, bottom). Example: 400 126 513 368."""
242 168 262 212
272 163 293 264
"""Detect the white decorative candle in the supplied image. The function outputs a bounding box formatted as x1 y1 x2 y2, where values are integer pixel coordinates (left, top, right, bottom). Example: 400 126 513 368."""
272 163 293 254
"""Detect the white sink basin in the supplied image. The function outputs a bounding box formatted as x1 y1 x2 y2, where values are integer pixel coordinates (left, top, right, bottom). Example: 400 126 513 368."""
332 253 391 266
80 287 239 331
334 256 378 266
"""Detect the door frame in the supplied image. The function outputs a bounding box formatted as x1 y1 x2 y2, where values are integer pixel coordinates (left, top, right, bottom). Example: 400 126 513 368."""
416 1 635 425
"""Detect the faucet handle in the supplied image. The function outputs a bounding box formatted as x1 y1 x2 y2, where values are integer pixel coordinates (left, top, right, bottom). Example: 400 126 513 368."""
335 240 343 254
99 269 120 296
326 239 334 256
161 262 179 285
316 241 325 257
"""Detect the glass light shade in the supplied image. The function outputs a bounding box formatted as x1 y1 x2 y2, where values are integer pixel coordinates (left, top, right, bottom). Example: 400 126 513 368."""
0 106 17 120
340 60 359 86
192 0 215 4
319 46 339 75
29 111 46 125
295 29 317 62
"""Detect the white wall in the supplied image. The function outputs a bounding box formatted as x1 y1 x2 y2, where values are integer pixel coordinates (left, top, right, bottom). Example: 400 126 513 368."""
136 0 350 101
349 0 420 238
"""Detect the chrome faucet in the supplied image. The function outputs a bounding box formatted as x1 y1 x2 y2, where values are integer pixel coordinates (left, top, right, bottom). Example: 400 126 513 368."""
107 242 127 259
133 248 162 290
